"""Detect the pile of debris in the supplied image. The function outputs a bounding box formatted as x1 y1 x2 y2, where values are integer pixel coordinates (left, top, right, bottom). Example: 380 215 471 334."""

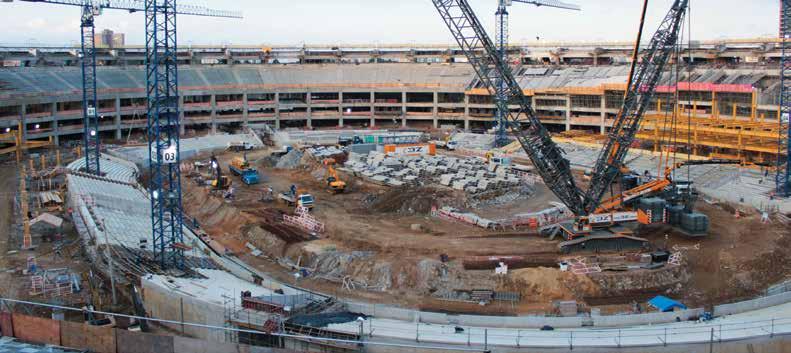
343 151 531 198
275 149 305 169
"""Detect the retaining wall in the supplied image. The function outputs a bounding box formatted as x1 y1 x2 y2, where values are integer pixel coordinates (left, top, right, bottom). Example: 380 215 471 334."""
714 291 791 317
141 277 228 342
0 312 298 353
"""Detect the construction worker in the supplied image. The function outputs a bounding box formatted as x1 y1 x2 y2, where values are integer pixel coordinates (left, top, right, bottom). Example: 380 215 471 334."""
290 184 297 197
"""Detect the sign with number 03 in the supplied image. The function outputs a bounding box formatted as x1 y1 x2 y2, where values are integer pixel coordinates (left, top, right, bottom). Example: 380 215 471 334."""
162 146 178 164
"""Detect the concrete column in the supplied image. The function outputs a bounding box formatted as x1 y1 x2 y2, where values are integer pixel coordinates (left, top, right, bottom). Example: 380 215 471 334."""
306 92 312 128
179 95 186 135
338 92 344 127
274 92 281 130
242 93 249 127
114 96 122 140
463 95 470 131
210 94 217 134
20 104 27 142
600 94 607 135
370 91 375 127
401 91 407 127
565 97 572 131
432 92 439 129
51 103 59 145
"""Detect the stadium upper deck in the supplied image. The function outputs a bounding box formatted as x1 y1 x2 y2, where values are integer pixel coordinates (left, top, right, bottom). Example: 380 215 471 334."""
0 41 784 162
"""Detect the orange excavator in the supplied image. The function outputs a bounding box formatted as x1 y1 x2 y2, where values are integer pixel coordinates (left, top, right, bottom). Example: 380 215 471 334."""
323 158 346 194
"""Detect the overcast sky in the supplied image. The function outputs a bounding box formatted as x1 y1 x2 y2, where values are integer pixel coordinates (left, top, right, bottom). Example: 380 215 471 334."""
0 0 780 46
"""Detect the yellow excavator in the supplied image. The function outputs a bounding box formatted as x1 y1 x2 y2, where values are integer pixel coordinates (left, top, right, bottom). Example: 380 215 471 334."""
210 156 232 190
323 158 346 194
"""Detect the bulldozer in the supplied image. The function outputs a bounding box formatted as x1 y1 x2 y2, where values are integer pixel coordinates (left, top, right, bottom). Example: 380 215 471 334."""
323 158 346 194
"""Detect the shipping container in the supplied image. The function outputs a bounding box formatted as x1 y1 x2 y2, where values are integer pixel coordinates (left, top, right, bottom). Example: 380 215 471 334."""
383 143 436 156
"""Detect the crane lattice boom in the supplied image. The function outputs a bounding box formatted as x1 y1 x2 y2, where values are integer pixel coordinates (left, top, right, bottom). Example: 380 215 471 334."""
431 0 688 216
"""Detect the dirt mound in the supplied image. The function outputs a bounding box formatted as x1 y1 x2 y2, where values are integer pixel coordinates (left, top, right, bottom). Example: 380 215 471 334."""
500 268 599 301
362 187 456 215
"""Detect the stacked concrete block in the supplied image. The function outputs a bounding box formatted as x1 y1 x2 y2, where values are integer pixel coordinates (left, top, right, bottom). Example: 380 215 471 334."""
342 150 532 197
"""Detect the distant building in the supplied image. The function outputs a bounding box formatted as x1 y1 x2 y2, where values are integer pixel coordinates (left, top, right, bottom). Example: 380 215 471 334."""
94 29 125 48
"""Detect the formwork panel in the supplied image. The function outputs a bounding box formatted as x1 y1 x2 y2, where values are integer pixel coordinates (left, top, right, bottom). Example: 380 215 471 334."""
11 313 60 346
0 312 12 337
116 329 174 353
60 320 116 353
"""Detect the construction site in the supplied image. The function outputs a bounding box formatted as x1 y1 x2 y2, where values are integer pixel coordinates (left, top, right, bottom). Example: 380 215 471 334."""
0 0 790 352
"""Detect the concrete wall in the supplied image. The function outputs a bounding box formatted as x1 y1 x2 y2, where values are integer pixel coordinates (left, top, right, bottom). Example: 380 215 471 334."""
347 301 705 329
714 291 791 317
141 277 228 343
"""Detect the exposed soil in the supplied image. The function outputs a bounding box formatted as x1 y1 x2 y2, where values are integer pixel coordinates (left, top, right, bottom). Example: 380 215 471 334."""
180 147 791 314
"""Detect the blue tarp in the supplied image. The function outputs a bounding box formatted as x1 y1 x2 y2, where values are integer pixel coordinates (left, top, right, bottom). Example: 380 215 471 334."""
648 295 687 312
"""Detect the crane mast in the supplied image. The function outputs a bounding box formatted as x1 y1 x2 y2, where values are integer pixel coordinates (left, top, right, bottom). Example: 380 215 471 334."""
779 0 791 197
432 0 586 215
431 0 688 217
581 0 688 214
12 0 242 177
492 0 580 148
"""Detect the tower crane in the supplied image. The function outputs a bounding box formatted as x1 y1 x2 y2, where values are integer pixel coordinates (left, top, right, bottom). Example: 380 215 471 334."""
492 0 580 147
9 0 241 176
431 0 689 250
144 0 241 270
779 0 791 197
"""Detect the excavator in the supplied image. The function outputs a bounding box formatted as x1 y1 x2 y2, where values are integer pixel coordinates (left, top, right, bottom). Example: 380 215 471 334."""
210 155 232 191
323 158 346 193
431 0 690 252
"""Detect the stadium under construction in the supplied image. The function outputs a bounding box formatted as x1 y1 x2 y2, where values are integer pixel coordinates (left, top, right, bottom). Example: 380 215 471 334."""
0 1 790 353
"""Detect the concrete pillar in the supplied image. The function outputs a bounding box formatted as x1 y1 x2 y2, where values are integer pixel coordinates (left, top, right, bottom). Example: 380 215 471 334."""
179 95 186 135
20 104 27 142
565 97 572 132
432 92 439 129
274 92 281 130
306 91 313 128
401 91 407 127
463 95 470 131
370 91 375 127
114 96 122 140
338 92 344 127
242 92 249 127
600 94 607 135
210 94 217 134
51 103 59 145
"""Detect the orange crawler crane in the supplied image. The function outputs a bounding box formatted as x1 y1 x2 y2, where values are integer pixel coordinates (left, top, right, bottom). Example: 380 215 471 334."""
323 158 346 194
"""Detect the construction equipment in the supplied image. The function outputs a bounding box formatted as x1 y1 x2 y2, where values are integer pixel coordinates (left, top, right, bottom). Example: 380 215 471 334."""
323 158 346 193
9 0 241 177
431 0 688 252
210 156 232 191
143 1 241 269
229 154 260 185
491 0 580 147
279 192 315 209
778 0 791 197
279 185 315 209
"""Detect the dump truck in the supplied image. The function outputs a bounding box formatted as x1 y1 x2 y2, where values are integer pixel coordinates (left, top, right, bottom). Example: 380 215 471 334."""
278 192 315 209
278 185 315 209
229 156 260 185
